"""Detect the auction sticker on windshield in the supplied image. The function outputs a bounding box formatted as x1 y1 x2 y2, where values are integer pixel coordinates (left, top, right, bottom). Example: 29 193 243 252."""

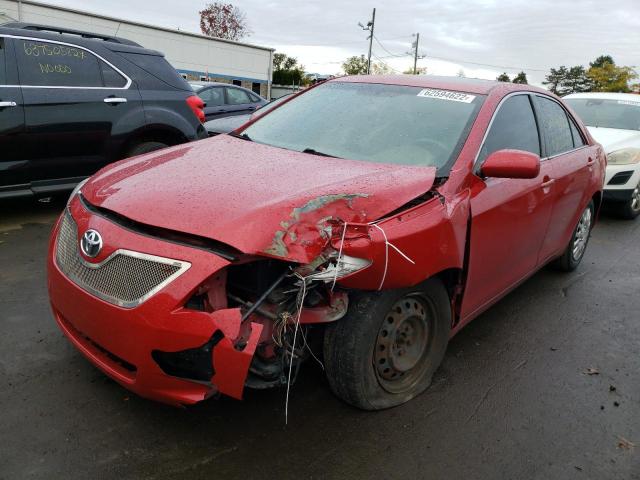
417 88 476 103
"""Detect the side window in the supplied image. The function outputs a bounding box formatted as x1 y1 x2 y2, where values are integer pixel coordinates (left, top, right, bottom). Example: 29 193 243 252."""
226 87 250 105
198 87 224 106
536 96 574 156
478 94 540 164
249 92 260 102
0 39 6 85
100 61 127 88
16 40 102 87
569 117 586 147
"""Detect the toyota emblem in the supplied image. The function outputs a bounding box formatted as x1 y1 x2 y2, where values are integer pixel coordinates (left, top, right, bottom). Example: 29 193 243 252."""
80 229 103 258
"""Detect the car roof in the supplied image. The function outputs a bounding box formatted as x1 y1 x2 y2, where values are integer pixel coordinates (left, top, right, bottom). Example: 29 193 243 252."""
0 23 162 55
564 92 640 102
332 74 549 96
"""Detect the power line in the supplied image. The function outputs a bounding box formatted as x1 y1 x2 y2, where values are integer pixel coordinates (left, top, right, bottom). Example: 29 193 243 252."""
373 35 407 58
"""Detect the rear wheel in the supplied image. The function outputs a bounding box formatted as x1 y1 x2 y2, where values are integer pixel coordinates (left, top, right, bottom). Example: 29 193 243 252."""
323 278 451 410
620 183 640 220
127 141 168 158
554 200 594 272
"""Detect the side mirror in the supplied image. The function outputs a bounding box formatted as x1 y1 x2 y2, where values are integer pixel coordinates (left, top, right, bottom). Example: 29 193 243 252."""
481 149 541 179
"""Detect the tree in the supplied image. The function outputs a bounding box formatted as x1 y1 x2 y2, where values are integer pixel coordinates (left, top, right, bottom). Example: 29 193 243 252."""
589 55 614 69
562 66 592 94
342 55 368 75
496 72 510 82
371 62 392 75
456 69 466 78
512 71 528 84
588 60 638 93
403 66 427 75
272 52 306 85
543 66 568 94
199 2 249 41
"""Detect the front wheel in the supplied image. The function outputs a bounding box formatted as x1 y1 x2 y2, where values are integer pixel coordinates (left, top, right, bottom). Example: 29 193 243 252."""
554 200 594 272
323 279 451 410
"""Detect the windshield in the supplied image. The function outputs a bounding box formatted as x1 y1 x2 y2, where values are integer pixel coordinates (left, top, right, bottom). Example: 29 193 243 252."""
565 98 640 131
242 82 484 173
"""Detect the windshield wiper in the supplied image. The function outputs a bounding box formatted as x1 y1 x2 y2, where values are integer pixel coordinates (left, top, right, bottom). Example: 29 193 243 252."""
228 132 253 141
302 147 337 158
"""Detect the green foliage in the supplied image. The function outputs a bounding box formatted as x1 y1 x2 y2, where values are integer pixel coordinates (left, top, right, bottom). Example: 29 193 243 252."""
496 72 510 82
342 55 368 75
272 52 306 85
512 71 528 84
589 55 614 69
371 62 392 75
587 61 637 93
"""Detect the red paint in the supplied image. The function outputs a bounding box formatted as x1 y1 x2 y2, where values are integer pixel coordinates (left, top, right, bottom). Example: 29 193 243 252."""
48 76 604 406
481 149 540 179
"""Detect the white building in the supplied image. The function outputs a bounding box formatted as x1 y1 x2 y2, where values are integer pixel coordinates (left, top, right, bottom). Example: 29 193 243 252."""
0 0 273 97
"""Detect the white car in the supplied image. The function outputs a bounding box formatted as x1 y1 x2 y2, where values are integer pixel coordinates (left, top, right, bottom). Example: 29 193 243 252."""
565 92 640 219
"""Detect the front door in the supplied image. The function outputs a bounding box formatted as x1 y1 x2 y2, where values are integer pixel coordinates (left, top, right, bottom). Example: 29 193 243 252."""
0 36 27 192
460 93 555 322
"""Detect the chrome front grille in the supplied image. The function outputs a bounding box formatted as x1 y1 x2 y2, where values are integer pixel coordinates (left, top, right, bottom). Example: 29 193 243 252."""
55 210 190 308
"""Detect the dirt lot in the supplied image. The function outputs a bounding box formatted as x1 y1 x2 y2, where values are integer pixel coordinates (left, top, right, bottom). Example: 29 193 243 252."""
1 198 638 479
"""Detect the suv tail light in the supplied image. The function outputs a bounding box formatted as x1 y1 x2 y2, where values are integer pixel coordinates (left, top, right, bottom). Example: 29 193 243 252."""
186 95 205 123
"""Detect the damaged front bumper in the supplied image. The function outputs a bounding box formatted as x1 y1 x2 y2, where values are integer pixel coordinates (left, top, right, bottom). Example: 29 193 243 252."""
47 200 265 406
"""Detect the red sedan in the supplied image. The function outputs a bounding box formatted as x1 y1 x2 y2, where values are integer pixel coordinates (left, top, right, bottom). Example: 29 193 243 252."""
48 76 605 410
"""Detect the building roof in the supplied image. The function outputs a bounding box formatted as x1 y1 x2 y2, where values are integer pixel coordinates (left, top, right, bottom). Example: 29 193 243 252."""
7 0 274 52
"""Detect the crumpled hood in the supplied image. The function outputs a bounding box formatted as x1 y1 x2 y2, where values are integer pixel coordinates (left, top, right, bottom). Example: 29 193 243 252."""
586 127 640 153
83 136 436 263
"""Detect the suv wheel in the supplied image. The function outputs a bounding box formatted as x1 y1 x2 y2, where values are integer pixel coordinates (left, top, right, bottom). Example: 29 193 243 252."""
127 141 168 158
323 278 451 410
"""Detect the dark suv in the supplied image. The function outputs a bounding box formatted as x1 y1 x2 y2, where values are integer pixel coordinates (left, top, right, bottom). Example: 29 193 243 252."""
0 23 207 199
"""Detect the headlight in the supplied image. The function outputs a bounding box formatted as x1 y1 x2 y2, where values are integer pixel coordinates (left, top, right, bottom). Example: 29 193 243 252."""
607 148 640 165
305 254 371 282
67 178 89 205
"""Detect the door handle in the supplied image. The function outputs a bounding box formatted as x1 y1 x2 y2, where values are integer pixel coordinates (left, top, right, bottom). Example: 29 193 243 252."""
0 101 17 108
541 178 556 188
103 97 127 104
587 157 595 165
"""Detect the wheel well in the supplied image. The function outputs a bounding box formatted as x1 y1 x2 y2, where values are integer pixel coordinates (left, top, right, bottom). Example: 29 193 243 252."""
433 268 464 326
120 126 187 158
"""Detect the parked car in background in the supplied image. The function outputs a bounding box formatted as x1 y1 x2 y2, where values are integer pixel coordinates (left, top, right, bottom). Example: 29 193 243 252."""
565 92 640 218
191 81 267 121
49 76 604 410
204 93 293 136
0 22 206 200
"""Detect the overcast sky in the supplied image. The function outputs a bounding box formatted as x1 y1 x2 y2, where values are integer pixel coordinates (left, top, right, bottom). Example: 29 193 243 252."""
37 0 639 85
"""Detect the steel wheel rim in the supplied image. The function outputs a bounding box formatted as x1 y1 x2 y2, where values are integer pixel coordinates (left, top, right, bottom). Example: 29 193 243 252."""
374 295 433 394
572 207 592 261
630 184 640 213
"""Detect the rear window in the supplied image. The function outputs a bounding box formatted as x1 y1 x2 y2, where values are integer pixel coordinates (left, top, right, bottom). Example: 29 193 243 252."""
243 82 484 174
536 97 574 157
100 61 127 88
121 52 190 90
16 39 103 87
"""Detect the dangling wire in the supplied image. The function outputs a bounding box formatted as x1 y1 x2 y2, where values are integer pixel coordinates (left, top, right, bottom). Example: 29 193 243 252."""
330 221 348 293
370 223 415 291
285 272 308 425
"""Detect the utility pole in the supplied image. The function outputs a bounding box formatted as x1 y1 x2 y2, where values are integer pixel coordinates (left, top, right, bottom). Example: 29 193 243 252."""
359 8 376 74
412 33 420 74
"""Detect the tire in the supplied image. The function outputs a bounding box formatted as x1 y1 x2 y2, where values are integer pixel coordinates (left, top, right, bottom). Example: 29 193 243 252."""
323 278 451 410
554 200 594 272
620 183 640 220
126 141 168 158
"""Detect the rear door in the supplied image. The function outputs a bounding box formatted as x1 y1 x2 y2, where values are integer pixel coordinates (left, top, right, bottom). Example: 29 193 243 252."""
460 93 555 321
198 86 226 120
13 37 143 191
534 95 595 262
224 86 260 116
0 36 27 193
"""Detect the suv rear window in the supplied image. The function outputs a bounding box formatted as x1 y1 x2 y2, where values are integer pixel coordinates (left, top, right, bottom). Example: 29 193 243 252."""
121 52 190 90
16 39 103 87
